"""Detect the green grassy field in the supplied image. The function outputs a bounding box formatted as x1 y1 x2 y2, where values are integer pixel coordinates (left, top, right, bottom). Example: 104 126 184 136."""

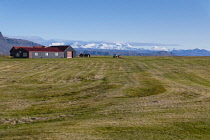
0 56 210 140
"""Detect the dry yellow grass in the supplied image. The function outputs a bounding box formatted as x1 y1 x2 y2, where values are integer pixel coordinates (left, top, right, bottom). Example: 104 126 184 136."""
0 56 210 139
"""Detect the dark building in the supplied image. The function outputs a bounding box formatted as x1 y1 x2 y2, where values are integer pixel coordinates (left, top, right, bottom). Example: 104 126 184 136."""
79 53 91 57
10 45 76 58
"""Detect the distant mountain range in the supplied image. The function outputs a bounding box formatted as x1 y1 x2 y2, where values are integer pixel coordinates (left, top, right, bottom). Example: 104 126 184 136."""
9 35 180 48
1 33 210 56
71 42 139 50
0 32 42 54
75 48 176 56
171 49 210 56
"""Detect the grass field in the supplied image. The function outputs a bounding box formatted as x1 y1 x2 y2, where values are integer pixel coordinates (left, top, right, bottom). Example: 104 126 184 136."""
0 56 210 140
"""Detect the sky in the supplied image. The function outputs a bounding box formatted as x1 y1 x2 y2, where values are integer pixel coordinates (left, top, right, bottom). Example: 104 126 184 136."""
1 0 210 50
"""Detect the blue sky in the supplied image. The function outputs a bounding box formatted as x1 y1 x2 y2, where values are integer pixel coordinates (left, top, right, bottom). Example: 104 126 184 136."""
1 0 210 50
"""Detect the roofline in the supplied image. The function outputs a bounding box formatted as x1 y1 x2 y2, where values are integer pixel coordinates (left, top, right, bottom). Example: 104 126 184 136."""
64 46 71 51
28 51 64 52
49 45 71 47
50 45 73 51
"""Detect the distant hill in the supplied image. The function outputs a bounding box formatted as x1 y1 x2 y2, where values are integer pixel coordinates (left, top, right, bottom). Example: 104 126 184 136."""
143 51 176 56
75 48 176 56
172 49 210 56
0 32 42 54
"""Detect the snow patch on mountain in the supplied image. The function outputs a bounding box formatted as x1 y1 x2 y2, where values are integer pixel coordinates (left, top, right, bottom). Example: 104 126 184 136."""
151 46 168 51
71 42 138 50
50 42 65 46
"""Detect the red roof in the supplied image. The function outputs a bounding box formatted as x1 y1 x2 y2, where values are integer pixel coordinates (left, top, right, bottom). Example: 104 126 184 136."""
33 46 45 48
22 47 62 52
14 46 70 52
13 46 32 49
51 46 69 51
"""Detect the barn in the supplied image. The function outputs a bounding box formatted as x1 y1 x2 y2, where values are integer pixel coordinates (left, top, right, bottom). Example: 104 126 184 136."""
10 45 76 58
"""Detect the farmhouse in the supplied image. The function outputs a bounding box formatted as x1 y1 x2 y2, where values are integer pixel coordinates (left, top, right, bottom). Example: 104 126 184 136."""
10 45 76 58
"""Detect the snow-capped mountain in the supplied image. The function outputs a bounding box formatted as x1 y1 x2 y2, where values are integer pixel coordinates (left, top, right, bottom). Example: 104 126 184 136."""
71 42 137 50
7 35 182 51
151 46 168 51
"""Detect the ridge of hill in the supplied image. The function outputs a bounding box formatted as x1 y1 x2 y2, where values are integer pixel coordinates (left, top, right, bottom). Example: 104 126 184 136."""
0 32 42 54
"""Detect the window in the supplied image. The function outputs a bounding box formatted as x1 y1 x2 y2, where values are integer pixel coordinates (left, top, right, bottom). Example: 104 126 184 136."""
45 53 49 56
16 53 20 57
55 53 58 56
23 52 27 57
35 52 38 56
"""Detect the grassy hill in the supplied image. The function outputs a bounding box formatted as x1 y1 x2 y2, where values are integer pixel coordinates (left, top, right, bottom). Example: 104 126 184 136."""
0 56 210 139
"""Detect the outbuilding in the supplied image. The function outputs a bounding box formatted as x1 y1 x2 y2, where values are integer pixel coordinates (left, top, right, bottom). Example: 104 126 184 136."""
10 45 76 58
